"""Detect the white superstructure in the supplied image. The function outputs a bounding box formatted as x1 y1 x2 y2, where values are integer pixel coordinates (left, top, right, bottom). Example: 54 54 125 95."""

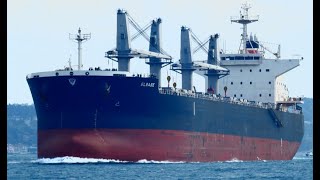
214 3 302 104
217 56 301 103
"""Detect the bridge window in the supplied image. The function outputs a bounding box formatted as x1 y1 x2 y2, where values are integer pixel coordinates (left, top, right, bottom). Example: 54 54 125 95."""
240 69 242 72
250 69 252 72
240 82 243 85
240 94 243 97
234 94 236 97
250 81 252 84
235 56 244 60
231 82 233 85
269 94 271 97
266 69 270 72
259 69 261 72
121 33 125 39
259 94 262 97
269 81 271 84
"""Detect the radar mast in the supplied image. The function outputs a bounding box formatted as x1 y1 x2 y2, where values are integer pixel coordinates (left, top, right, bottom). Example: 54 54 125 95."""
231 3 259 54
69 28 91 70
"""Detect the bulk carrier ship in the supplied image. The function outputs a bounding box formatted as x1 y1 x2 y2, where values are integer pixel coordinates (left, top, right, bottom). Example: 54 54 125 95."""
26 4 304 162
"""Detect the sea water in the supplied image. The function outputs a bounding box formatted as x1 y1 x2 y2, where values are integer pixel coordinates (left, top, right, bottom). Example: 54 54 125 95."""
7 153 313 179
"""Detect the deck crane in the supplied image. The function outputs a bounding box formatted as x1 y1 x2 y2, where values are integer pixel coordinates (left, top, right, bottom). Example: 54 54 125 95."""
170 27 229 91
105 9 172 72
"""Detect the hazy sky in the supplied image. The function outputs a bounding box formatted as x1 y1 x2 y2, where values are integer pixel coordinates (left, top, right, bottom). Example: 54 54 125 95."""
8 0 313 104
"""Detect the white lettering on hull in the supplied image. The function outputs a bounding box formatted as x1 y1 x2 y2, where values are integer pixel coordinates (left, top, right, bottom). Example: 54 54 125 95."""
141 82 155 88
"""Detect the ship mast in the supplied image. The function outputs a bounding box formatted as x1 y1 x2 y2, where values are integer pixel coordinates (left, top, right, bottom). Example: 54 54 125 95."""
69 28 91 70
231 3 258 54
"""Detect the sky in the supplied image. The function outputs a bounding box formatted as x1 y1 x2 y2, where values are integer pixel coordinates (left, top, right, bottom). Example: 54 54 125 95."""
8 0 313 104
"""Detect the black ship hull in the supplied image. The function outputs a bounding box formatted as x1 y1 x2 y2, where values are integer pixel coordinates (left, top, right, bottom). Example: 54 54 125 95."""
27 72 304 161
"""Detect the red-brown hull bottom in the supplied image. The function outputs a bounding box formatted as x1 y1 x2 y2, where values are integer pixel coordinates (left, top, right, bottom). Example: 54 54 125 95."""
38 129 300 162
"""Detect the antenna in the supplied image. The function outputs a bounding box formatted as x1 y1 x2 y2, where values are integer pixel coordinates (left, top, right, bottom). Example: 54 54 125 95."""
68 54 72 69
69 28 91 70
231 3 259 54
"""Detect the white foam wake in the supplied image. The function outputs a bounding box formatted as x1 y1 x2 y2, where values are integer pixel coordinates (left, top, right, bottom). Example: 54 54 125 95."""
31 156 129 164
31 156 186 164
225 158 244 163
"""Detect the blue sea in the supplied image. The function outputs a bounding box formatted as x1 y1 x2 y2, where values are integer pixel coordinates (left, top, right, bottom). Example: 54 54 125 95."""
7 153 313 179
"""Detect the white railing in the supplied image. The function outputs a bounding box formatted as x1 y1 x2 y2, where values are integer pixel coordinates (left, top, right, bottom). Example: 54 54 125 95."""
158 88 301 114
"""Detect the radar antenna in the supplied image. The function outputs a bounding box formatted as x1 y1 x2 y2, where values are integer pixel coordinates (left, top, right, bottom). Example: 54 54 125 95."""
69 28 91 70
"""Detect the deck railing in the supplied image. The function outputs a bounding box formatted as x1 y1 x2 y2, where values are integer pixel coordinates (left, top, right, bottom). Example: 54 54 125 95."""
158 88 302 114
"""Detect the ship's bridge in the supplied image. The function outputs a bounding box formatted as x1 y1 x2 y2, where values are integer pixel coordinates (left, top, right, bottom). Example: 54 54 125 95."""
220 53 263 66
221 53 262 61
